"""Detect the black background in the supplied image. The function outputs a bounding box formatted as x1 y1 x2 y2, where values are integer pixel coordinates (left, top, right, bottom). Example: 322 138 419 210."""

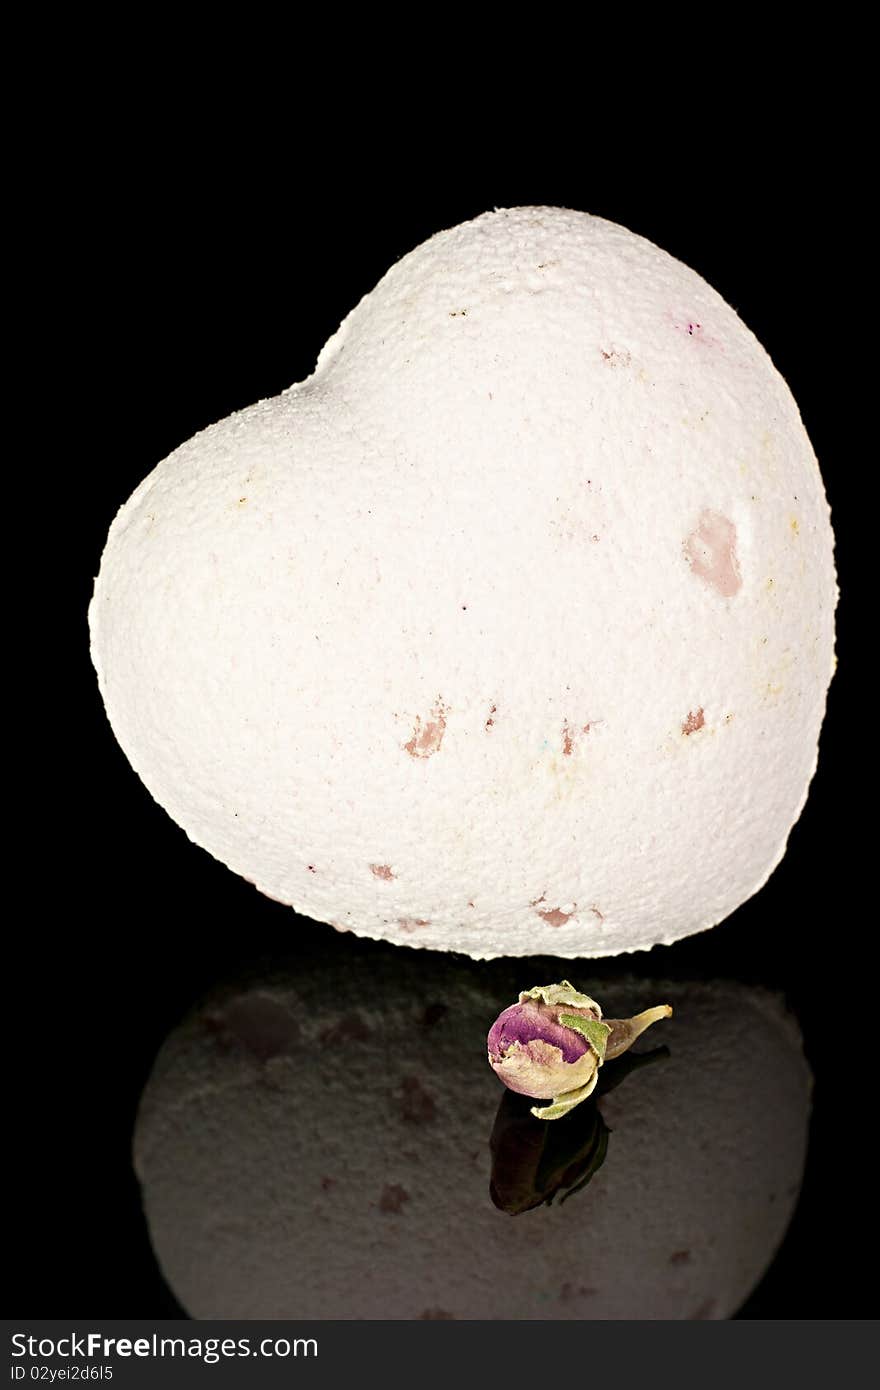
16 104 868 1320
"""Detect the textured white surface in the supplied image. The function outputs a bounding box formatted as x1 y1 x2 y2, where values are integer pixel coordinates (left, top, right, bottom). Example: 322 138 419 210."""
134 958 811 1320
90 206 837 957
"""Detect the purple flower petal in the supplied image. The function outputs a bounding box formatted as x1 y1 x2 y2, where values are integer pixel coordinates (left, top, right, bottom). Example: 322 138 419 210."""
488 1002 590 1066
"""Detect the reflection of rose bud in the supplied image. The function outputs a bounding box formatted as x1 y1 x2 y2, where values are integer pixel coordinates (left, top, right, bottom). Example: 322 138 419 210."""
489 1048 668 1215
488 981 672 1119
489 1089 609 1215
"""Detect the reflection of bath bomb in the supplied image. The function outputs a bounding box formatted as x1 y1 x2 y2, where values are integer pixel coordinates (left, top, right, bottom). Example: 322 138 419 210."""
134 957 811 1319
89 207 836 957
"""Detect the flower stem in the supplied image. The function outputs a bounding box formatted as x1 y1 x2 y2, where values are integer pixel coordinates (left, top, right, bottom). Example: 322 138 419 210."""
604 1005 673 1060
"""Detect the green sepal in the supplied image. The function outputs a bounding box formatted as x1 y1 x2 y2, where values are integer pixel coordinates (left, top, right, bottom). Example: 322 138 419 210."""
518 980 602 1017
529 1071 599 1121
558 1013 612 1062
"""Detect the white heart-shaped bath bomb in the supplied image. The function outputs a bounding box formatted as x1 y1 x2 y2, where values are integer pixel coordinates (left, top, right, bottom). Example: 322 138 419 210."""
89 206 836 957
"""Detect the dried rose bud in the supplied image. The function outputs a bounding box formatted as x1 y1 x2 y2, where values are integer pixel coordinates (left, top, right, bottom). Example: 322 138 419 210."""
487 982 604 1103
487 980 672 1120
